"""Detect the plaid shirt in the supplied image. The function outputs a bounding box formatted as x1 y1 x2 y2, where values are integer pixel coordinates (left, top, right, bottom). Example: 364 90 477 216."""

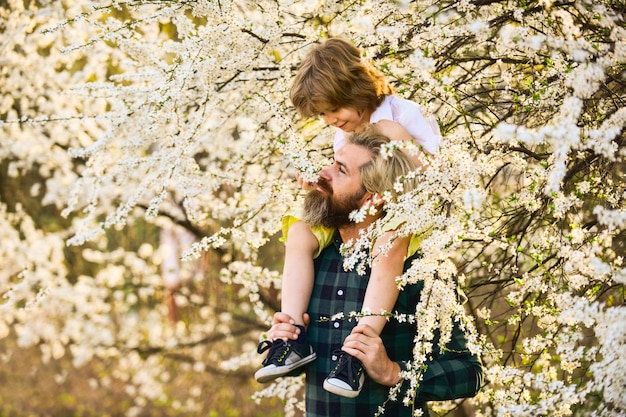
305 232 483 417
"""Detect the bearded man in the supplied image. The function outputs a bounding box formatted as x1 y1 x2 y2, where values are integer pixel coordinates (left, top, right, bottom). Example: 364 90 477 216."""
264 127 483 417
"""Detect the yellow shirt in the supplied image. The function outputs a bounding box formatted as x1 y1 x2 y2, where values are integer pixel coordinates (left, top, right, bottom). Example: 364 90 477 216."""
282 212 424 259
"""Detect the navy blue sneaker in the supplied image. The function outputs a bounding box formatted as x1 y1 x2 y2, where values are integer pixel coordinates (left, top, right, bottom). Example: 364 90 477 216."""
323 351 365 398
255 339 316 383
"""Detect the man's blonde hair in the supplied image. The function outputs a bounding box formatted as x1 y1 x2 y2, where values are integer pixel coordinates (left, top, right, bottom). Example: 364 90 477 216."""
348 127 418 200
290 38 393 118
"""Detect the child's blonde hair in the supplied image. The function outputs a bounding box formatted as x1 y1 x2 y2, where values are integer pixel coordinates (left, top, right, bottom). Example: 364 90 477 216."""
290 38 394 119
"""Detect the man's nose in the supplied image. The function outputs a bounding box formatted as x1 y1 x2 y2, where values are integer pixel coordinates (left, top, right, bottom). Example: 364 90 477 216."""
318 167 331 181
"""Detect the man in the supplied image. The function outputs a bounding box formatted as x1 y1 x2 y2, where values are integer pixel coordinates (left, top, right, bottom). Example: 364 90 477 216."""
265 127 483 416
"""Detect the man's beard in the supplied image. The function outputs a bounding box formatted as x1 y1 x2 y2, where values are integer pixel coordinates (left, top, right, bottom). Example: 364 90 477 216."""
302 179 367 229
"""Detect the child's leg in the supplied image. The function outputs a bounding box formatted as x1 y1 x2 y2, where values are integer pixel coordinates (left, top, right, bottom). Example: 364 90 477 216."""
323 233 410 397
281 220 320 326
355 233 410 335
255 220 319 383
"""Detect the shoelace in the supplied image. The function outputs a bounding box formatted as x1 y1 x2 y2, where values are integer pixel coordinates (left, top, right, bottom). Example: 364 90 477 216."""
329 350 362 388
257 339 290 366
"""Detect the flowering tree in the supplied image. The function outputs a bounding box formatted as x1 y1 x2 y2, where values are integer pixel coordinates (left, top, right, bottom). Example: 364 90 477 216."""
1 0 624 416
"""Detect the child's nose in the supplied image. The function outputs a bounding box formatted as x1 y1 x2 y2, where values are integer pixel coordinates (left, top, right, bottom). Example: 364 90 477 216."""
322 114 335 125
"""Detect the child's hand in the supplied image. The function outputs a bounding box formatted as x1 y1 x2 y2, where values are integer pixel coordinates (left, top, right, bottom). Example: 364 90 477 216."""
372 119 412 142
295 171 317 191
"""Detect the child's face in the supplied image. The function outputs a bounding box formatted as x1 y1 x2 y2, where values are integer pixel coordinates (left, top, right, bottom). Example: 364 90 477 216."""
319 107 370 133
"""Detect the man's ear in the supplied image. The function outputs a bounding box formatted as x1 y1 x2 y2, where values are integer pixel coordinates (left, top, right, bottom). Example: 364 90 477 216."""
369 192 384 207
359 191 373 206
360 192 383 211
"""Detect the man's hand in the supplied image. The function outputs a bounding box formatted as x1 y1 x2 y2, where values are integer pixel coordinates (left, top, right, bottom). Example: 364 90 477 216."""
267 312 310 341
341 323 402 387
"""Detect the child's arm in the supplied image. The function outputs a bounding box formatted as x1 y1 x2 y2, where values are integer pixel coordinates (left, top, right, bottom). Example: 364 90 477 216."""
373 119 431 170
352 231 410 336
281 220 320 327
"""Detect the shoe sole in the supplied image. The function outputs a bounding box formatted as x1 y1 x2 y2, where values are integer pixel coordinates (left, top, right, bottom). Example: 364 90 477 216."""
255 353 317 383
322 373 365 398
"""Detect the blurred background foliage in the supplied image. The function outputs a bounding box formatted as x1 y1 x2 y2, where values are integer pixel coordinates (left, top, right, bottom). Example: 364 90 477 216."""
0 0 624 416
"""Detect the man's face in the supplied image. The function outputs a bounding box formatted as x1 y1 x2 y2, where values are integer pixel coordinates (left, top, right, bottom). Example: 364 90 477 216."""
302 143 372 228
